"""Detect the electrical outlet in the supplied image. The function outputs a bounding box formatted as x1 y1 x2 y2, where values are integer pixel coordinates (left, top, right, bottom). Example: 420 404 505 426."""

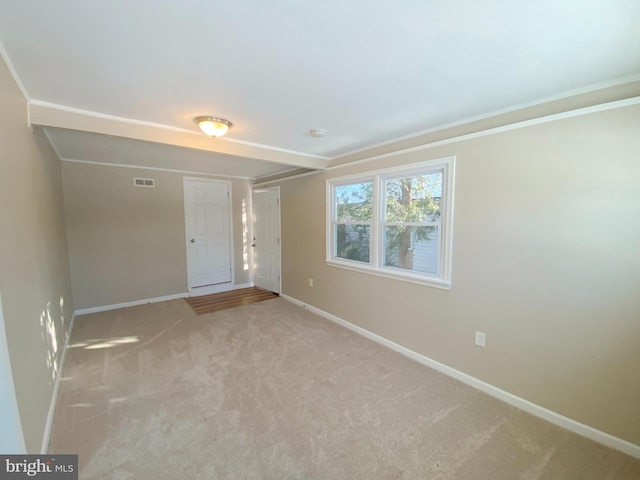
475 331 486 348
308 278 313 287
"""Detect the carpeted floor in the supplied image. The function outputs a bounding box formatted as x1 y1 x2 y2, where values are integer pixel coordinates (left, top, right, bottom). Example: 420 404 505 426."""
49 298 640 479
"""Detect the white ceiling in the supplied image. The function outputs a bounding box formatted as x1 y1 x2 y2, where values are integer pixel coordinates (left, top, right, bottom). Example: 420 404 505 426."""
1 0 639 177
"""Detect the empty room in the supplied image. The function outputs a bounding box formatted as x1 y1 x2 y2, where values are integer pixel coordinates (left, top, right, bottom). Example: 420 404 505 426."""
1 1 639 478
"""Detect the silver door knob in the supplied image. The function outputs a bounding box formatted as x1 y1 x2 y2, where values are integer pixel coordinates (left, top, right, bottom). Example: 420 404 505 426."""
190 239 195 243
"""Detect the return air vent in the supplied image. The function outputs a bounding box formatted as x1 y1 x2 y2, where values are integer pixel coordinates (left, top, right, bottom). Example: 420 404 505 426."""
133 177 155 188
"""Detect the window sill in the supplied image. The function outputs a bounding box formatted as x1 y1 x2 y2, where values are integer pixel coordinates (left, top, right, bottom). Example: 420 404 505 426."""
325 259 451 290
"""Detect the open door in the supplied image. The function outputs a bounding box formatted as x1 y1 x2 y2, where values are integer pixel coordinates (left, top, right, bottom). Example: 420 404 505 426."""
252 188 281 294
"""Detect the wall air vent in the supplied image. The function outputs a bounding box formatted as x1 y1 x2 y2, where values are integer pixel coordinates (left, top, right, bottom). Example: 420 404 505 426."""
133 177 155 188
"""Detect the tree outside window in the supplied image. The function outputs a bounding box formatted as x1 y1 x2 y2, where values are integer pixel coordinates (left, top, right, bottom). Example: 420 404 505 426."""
383 173 441 274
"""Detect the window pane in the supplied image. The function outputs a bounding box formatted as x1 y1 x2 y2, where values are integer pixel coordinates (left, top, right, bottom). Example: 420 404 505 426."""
384 225 439 274
336 182 373 222
336 224 370 263
385 172 442 222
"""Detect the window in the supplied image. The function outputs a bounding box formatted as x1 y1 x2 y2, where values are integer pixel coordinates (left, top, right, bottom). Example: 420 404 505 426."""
327 157 454 289
333 181 373 263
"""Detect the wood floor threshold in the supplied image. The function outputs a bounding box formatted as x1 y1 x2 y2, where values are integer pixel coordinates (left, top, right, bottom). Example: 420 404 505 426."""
187 291 275 307
185 287 278 314
187 287 265 304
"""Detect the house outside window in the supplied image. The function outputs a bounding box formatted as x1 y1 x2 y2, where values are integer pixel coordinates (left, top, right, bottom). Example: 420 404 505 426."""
327 157 455 289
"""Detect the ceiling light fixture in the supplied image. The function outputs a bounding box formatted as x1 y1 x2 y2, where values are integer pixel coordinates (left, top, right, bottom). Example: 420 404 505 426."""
194 116 233 137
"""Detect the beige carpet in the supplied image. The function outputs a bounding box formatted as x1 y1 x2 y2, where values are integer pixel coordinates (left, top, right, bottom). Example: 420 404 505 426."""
49 298 640 479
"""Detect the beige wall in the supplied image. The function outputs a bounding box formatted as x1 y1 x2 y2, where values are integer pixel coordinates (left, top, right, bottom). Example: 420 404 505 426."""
62 162 252 310
264 103 640 446
0 56 74 452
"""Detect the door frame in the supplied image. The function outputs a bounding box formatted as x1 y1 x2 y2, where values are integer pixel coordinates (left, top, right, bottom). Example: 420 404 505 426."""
183 176 235 296
252 186 282 294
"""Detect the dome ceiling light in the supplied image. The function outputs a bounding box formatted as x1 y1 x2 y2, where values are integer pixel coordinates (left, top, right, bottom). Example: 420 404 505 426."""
194 116 233 137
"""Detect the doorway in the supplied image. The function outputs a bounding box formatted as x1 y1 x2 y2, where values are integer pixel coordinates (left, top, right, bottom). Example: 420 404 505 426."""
183 178 232 295
252 187 281 294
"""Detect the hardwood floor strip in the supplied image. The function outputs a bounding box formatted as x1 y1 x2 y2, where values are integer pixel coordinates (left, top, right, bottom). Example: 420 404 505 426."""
187 290 260 306
185 287 278 315
187 288 255 304
189 292 274 309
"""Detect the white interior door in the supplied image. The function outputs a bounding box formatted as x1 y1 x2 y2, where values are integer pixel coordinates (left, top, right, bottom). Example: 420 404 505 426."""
184 178 232 290
252 188 281 293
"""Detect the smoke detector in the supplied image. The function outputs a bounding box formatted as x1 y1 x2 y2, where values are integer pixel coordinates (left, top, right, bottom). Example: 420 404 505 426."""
309 129 326 137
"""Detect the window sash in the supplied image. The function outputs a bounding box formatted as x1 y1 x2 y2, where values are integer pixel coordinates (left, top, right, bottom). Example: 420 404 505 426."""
331 179 374 264
333 181 374 223
332 222 372 264
333 221 372 225
382 170 443 224
382 221 439 227
382 224 441 276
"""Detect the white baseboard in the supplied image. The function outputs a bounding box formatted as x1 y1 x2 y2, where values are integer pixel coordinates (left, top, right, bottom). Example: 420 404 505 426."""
280 294 640 460
41 311 76 454
74 292 189 315
188 282 254 297
74 283 257 316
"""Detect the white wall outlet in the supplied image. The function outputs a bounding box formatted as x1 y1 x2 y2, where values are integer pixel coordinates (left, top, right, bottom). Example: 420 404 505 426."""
308 278 313 287
475 331 486 348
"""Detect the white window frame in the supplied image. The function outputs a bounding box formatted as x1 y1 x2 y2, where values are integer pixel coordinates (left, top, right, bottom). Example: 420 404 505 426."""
326 156 455 289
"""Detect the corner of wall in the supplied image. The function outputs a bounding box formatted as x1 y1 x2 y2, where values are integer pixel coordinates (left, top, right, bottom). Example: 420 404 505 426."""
0 40 30 102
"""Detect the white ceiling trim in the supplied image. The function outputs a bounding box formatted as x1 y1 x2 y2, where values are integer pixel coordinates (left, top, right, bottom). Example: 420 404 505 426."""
254 95 640 187
28 101 330 171
254 167 305 182
331 75 640 163
61 158 256 181
326 96 640 171
253 169 319 187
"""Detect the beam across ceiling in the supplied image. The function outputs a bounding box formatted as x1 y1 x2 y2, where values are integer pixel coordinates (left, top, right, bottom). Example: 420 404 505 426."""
28 101 329 171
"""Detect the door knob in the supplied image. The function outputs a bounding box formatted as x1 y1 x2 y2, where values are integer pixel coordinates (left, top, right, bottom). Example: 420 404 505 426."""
190 239 195 243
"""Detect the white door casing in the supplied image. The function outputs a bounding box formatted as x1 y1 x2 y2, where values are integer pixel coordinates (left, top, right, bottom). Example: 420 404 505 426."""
252 188 281 293
184 178 232 290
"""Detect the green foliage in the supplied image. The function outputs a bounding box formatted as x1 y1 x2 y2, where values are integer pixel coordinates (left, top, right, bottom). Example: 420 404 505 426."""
336 224 370 262
385 175 440 223
336 182 373 222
